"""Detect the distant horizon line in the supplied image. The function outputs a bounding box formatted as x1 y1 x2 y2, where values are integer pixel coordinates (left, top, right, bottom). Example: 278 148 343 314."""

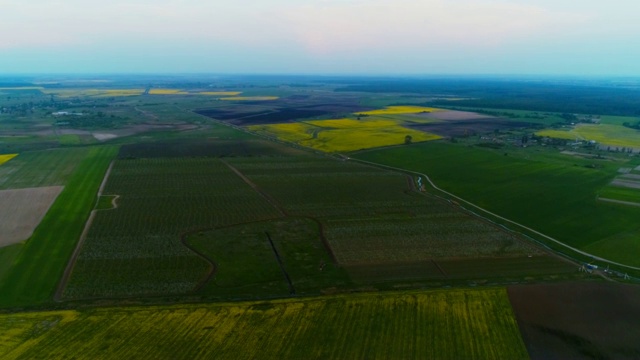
1 73 639 80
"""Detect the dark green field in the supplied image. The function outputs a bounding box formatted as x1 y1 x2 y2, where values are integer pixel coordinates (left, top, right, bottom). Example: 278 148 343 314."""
355 141 640 268
58 137 576 302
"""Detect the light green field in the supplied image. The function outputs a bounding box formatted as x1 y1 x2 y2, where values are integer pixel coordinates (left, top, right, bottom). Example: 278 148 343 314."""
537 124 640 148
0 288 527 360
0 148 89 190
599 186 640 204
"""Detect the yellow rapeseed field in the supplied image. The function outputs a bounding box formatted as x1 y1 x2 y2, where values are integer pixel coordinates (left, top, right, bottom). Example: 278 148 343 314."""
250 117 441 152
0 154 17 166
358 105 443 116
0 288 528 359
148 89 189 95
198 91 242 96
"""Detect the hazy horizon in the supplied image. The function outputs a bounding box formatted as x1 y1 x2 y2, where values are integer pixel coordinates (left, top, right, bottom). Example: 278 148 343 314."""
2 0 639 76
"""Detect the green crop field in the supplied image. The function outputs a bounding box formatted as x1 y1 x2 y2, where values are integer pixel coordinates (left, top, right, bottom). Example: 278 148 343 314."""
226 156 574 282
0 146 117 308
59 140 575 302
355 141 640 267
188 218 351 298
0 288 527 360
599 186 640 204
63 156 284 300
0 148 89 190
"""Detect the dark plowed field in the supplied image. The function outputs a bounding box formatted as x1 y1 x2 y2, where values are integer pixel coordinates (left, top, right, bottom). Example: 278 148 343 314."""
410 119 537 137
508 282 640 360
118 139 302 158
196 102 372 125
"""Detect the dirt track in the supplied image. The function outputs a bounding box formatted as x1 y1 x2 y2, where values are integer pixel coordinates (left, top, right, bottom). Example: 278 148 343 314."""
508 282 640 359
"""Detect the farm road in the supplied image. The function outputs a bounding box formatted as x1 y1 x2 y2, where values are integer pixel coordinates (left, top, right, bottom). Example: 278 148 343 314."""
349 157 640 273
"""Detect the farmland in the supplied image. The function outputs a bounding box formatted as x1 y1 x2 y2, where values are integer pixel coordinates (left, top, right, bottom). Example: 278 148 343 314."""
508 282 640 359
537 123 640 149
63 156 284 299
249 116 441 152
0 288 528 360
59 137 575 301
0 148 90 189
1 74 640 358
355 141 640 268
0 146 117 307
0 186 63 247
0 154 17 165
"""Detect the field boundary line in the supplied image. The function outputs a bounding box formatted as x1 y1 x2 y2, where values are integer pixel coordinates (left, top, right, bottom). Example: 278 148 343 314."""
220 159 287 217
349 157 640 272
597 197 640 207
54 160 115 301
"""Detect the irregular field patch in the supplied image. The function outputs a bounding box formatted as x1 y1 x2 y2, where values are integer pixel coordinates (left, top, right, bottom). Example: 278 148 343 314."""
508 282 640 360
0 186 63 247
227 157 570 282
0 288 528 360
63 157 283 300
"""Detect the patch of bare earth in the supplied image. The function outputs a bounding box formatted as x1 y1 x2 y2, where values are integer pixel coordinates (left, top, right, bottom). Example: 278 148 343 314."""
508 282 640 359
412 110 494 121
0 186 63 247
611 178 640 189
92 124 199 141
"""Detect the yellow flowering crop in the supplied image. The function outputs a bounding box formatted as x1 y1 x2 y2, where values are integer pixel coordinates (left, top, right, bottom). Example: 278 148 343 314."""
0 154 17 166
250 117 441 152
358 106 443 115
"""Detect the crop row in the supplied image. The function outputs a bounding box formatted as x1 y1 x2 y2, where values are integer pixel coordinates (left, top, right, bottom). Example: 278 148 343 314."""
326 216 539 265
64 158 283 299
1 288 528 359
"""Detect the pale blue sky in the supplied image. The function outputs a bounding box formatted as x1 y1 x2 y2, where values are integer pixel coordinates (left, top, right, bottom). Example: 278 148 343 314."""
1 0 639 75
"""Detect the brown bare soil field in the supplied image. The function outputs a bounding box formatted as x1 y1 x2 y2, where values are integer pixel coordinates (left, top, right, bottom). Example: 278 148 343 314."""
410 119 535 137
414 110 494 121
611 178 640 189
0 186 63 247
508 282 640 359
93 124 198 141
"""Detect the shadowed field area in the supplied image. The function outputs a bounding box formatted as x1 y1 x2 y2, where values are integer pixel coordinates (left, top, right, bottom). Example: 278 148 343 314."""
508 282 640 360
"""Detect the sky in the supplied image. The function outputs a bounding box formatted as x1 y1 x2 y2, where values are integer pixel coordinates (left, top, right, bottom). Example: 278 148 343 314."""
1 0 639 76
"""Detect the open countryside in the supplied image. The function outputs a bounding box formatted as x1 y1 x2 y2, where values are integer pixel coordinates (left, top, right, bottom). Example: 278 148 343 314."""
0 75 639 359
